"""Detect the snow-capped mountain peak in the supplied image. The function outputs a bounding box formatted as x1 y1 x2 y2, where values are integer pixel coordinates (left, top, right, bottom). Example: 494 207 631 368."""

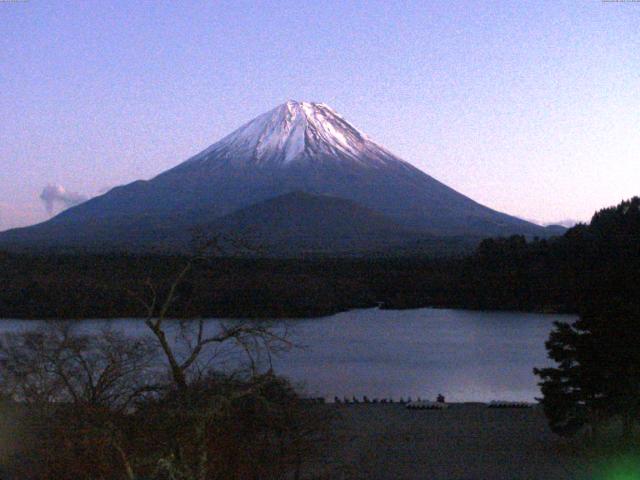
0 100 551 252
185 100 399 168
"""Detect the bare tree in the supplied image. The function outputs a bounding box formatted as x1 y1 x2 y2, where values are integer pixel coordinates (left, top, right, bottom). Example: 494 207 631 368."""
0 321 158 410
131 236 297 480
0 321 159 479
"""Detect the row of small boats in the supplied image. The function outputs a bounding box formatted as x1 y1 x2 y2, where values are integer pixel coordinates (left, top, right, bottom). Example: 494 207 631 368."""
407 400 533 409
328 397 534 409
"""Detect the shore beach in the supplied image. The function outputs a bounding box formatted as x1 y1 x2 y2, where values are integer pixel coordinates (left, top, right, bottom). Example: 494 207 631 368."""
311 403 587 479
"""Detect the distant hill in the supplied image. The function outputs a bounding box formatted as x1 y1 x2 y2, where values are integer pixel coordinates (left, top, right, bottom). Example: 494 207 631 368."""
206 191 422 255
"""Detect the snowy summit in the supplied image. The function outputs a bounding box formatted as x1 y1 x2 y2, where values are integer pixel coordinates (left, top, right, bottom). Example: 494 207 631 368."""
0 99 553 253
185 100 402 168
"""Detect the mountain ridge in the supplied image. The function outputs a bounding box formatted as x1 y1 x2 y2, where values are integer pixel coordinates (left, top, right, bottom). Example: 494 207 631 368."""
0 100 559 254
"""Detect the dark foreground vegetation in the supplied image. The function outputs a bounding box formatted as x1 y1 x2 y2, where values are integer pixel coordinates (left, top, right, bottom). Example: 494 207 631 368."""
1 197 639 319
533 197 640 454
0 318 329 479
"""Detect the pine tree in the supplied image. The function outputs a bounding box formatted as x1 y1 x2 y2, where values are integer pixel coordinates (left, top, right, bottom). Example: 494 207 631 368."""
535 198 640 439
535 294 640 438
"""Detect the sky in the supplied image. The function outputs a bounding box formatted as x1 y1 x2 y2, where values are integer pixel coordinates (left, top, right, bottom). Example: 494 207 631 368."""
1 0 639 230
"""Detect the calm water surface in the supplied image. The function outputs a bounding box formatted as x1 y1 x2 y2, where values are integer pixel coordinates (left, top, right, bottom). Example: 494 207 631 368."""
0 308 575 402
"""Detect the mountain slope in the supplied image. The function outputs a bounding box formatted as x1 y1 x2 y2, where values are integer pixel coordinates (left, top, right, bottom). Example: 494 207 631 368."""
0 100 554 253
206 191 423 255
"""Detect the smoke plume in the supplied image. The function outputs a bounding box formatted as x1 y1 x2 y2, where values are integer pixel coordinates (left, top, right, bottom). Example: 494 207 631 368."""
40 184 88 215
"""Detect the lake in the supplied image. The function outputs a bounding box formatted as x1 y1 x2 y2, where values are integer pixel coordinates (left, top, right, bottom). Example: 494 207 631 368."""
0 308 575 402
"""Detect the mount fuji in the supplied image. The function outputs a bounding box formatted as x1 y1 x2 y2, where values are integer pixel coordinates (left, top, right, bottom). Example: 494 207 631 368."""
0 100 556 254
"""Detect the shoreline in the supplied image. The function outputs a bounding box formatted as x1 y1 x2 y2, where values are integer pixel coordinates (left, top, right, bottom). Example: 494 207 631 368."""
310 402 586 479
0 305 579 322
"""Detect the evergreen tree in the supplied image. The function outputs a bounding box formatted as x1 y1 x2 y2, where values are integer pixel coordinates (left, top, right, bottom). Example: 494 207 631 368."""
535 303 640 438
535 197 640 439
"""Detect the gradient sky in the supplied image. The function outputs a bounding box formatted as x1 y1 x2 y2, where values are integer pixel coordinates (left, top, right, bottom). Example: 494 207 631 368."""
1 0 639 230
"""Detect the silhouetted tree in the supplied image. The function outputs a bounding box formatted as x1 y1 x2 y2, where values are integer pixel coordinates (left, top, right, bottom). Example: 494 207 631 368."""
0 322 159 479
125 235 318 480
535 303 640 439
535 197 640 440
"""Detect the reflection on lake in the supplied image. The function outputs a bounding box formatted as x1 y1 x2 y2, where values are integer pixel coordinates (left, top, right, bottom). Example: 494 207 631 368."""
0 308 575 402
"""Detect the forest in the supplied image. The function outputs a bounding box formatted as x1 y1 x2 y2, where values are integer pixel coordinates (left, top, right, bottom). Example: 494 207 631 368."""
0 197 638 320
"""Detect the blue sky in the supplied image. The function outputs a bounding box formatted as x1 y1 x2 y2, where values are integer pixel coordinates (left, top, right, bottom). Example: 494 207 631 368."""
1 0 639 230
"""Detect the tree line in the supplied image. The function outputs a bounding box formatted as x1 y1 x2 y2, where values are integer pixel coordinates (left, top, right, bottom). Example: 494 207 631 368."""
0 206 624 320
